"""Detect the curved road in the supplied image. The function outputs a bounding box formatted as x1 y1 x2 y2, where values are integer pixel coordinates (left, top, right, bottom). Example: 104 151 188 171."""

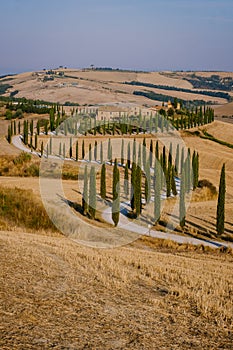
12 135 233 249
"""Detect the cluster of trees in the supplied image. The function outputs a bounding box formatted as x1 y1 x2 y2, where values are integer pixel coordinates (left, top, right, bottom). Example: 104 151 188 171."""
81 138 199 228
185 74 233 92
125 81 231 101
5 99 53 117
133 90 209 107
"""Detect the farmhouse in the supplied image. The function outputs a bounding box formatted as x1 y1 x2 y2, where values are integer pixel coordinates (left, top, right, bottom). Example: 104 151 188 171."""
97 106 129 120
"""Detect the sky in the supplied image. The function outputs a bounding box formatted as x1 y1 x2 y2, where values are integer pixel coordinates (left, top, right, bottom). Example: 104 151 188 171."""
0 0 233 75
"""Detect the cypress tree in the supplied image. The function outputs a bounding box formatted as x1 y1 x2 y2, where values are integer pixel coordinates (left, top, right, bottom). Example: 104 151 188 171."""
216 164 226 235
124 162 129 197
175 143 180 175
37 120 40 135
82 140 85 159
7 125 12 143
171 166 177 196
100 163 106 199
127 142 131 169
162 146 167 174
100 141 103 164
145 157 151 203
49 137 52 155
18 121 21 135
30 120 34 136
185 148 191 192
89 166 96 219
121 139 124 165
76 141 78 161
110 145 113 165
69 137 73 158
133 138 136 164
192 151 197 189
30 135 33 151
112 160 120 226
179 169 186 229
142 137 146 169
138 143 142 168
14 120 16 135
166 155 172 198
180 147 184 173
89 143 92 162
155 140 159 160
41 141 44 157
107 138 111 161
94 140 97 161
35 134 38 150
135 164 142 217
131 162 136 211
154 159 161 223
45 120 48 135
149 139 153 167
82 165 88 215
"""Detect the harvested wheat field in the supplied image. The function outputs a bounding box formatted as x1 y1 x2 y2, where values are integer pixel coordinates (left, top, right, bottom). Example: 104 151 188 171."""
2 69 232 106
0 230 232 349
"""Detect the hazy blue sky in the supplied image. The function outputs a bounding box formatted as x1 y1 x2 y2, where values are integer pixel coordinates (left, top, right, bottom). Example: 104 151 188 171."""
1 0 233 75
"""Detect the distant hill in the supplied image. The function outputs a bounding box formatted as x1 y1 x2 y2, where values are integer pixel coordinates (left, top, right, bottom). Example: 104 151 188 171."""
0 69 233 114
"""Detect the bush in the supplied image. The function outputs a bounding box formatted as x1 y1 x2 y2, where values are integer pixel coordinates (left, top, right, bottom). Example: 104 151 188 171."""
198 179 217 196
13 152 31 165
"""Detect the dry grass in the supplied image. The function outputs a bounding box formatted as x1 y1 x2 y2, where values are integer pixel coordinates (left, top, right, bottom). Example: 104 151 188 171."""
3 69 231 106
0 185 57 233
0 230 232 349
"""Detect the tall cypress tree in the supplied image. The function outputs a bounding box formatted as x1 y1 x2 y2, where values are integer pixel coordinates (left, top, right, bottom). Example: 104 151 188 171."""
133 138 136 164
171 166 177 196
82 165 88 215
127 142 131 169
121 139 124 165
35 134 38 150
179 169 186 229
100 141 103 164
89 166 96 219
89 143 92 162
149 139 153 167
138 143 142 168
100 163 106 199
41 141 44 157
49 137 52 155
7 125 12 144
124 162 129 197
94 140 97 161
135 164 142 217
131 162 136 211
76 141 79 161
155 140 159 160
185 148 191 192
142 137 146 169
112 160 120 226
145 157 151 203
154 159 161 223
216 164 226 235
82 140 85 159
180 147 184 173
107 138 111 161
69 137 73 158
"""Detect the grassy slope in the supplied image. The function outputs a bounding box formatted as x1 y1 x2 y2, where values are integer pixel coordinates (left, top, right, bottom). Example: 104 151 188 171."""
0 230 232 349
